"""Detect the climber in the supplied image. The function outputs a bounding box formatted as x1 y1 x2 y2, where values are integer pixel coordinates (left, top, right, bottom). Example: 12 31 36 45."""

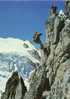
50 6 57 15
45 5 65 45
33 32 49 50
33 32 50 65
33 32 42 44
53 9 65 44
45 6 58 45
64 1 70 18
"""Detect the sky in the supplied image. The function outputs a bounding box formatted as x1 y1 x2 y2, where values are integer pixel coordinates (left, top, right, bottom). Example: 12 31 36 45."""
0 0 64 41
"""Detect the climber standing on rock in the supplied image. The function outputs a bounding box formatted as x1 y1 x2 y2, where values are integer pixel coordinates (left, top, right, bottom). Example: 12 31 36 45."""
45 6 58 45
33 32 42 45
45 6 65 45
33 32 50 66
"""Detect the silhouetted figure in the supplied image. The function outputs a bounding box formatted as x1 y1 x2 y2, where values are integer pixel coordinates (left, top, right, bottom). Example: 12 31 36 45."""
46 6 65 45
33 32 50 66
50 6 57 15
45 6 58 45
33 32 42 44
64 1 70 18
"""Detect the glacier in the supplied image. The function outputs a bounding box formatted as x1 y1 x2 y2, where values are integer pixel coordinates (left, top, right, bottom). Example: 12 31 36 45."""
0 37 40 98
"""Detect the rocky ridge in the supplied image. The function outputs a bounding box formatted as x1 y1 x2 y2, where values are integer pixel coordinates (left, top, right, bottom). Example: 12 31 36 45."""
24 1 70 99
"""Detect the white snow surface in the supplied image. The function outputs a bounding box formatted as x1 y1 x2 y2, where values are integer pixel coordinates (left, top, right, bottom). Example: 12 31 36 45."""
59 10 65 16
0 38 40 64
0 37 40 97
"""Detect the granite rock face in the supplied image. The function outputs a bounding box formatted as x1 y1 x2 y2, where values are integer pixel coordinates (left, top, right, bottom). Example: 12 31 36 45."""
24 1 70 99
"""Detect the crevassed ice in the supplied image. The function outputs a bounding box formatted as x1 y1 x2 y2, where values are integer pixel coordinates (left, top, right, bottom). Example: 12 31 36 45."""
0 37 40 97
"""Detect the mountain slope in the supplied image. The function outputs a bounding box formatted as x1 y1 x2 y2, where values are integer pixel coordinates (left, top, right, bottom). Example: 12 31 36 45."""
0 38 40 98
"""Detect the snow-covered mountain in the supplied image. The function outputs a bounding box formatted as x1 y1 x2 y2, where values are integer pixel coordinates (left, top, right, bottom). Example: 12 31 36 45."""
0 38 40 97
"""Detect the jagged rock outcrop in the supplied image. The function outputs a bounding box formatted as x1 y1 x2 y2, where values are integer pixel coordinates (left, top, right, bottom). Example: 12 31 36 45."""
24 1 70 99
24 66 51 99
1 71 27 99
